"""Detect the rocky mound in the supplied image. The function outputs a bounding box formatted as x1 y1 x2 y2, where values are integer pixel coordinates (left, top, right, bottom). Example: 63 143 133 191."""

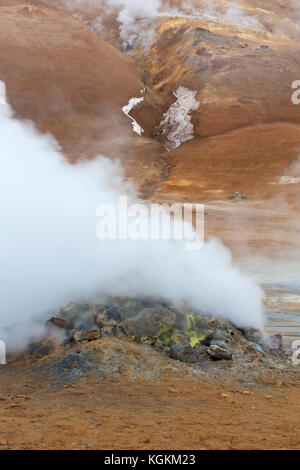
31 297 285 367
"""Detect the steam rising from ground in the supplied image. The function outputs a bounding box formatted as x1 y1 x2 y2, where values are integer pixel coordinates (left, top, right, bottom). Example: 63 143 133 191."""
0 105 264 350
54 0 300 45
47 0 288 48
46 0 300 46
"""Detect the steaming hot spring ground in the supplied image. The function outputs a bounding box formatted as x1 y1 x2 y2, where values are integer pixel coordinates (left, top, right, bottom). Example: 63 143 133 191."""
1 295 300 450
1 0 300 450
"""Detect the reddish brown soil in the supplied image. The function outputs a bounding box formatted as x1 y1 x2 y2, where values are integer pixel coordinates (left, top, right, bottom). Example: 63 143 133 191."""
1 372 300 450
154 123 300 257
0 336 299 450
157 124 300 201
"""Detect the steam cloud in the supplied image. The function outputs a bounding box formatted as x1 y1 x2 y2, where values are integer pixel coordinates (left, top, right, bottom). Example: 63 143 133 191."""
0 104 264 350
47 0 300 45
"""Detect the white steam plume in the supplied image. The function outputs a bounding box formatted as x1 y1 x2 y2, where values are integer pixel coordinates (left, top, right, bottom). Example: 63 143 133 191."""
45 0 271 49
116 0 162 48
46 0 300 44
0 104 264 351
45 0 196 48
224 3 262 29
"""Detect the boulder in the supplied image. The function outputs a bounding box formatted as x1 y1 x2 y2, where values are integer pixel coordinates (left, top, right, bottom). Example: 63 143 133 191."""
103 297 167 323
119 307 176 339
174 311 215 347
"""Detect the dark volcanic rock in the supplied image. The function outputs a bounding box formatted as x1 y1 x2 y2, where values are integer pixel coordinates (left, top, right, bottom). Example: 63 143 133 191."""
268 334 283 351
28 338 58 357
47 317 72 330
240 328 264 345
119 307 176 339
246 342 266 356
102 297 167 323
169 344 207 364
207 344 232 361
81 328 101 342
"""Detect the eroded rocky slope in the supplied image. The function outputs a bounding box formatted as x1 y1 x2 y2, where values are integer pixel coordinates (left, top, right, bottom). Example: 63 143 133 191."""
0 0 167 195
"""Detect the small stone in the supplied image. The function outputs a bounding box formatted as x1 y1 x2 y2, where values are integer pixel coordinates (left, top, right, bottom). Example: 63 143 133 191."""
81 328 101 341
209 339 228 349
47 317 72 330
207 344 232 360
96 313 107 328
71 330 83 343
102 326 115 336
170 344 206 363
247 342 266 356
267 334 283 351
